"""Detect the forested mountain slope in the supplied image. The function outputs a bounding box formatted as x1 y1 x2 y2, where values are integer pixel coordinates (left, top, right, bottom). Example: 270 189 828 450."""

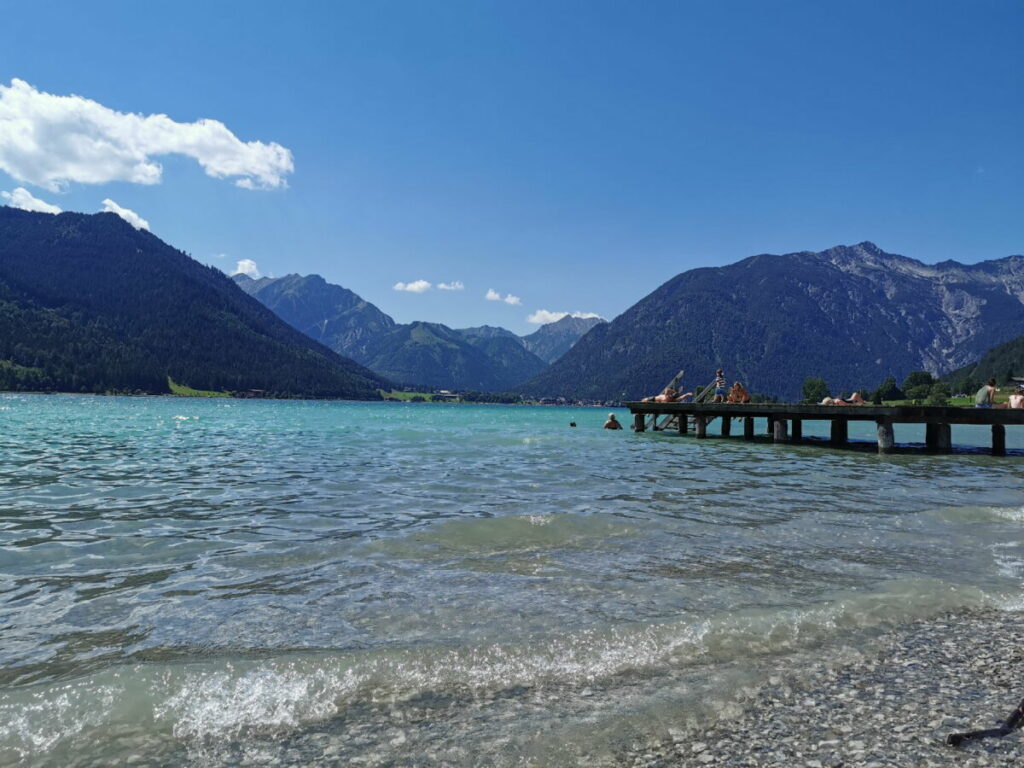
233 273 396 362
945 334 1024 388
0 207 388 397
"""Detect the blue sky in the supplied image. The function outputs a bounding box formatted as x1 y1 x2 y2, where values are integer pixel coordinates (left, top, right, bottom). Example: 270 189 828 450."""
1 0 1021 333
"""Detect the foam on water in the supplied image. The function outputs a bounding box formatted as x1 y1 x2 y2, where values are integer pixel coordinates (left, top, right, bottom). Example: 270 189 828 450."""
0 576 991 764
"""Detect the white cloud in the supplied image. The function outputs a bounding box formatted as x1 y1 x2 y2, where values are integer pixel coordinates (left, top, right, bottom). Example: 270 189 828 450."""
526 309 604 325
1 186 61 213
393 280 432 293
100 198 150 230
437 281 464 291
0 78 293 192
485 288 520 305
232 258 260 277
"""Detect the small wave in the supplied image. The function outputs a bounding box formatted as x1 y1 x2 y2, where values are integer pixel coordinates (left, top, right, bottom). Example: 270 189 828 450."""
928 504 1024 524
0 577 989 764
368 513 635 560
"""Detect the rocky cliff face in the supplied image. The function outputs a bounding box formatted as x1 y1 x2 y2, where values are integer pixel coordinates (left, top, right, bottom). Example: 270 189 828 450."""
521 315 606 364
519 242 1024 401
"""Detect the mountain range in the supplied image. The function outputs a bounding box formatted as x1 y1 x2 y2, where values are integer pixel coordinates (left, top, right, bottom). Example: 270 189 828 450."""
0 208 388 398
520 242 1024 401
233 273 604 391
3 208 1021 403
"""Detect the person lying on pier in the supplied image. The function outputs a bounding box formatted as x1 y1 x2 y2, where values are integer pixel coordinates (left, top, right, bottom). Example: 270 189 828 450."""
1009 389 1024 409
642 387 691 403
726 382 751 404
819 392 866 406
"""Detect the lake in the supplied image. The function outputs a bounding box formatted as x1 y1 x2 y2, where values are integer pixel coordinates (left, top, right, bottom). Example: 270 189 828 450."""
1 394 1022 766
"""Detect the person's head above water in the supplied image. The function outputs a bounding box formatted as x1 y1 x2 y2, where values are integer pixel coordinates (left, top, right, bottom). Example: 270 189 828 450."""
608 413 617 420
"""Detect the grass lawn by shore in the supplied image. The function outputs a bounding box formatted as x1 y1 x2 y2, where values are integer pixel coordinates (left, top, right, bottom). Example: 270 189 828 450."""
167 377 231 398
378 389 443 401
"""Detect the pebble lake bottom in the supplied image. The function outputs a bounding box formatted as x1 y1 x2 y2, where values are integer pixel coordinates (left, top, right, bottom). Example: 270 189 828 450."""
1 395 1023 767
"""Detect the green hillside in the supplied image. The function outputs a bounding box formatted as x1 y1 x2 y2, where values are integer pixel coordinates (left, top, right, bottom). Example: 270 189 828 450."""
0 207 389 398
944 334 1024 390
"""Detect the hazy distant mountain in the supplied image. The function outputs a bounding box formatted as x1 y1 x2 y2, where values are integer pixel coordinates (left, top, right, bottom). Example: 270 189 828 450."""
457 325 522 342
237 276 561 391
0 208 389 398
233 273 396 361
358 321 508 391
456 326 549 386
521 315 606 364
519 242 1024 401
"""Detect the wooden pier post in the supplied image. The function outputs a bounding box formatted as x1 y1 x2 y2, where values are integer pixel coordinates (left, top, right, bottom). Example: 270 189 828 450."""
935 423 952 453
993 424 1006 456
678 415 688 435
791 419 802 441
925 423 938 450
773 418 789 442
695 416 707 439
830 419 848 445
876 420 894 454
766 415 775 436
743 417 754 440
633 413 645 432
721 416 731 437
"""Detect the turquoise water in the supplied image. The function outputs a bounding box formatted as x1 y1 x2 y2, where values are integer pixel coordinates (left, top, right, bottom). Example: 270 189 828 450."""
1 394 1022 766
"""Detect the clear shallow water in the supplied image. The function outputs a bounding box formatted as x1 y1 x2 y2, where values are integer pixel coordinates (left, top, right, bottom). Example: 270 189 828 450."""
0 394 1022 766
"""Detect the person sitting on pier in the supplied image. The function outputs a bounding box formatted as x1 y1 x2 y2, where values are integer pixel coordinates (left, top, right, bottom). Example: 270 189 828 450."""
975 379 997 409
727 382 751 404
820 392 866 406
604 413 623 429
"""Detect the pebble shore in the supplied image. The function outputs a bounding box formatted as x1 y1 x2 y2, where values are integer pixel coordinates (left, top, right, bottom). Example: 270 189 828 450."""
622 609 1024 768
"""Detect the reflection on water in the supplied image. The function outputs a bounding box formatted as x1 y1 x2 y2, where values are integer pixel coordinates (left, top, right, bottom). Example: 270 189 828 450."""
0 394 1022 766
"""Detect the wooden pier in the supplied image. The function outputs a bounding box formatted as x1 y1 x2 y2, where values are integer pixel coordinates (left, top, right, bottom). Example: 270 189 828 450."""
625 402 1024 455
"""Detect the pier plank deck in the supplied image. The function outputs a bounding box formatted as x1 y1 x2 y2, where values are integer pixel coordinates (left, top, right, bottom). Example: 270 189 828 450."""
625 402 1024 455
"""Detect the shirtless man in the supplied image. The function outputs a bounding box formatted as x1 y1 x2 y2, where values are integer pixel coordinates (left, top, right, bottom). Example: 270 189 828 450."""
604 413 623 429
820 392 866 406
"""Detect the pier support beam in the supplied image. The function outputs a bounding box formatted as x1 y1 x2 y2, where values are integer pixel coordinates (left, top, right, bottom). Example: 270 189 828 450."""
925 423 938 450
743 417 755 440
935 423 952 453
633 413 645 432
773 418 789 442
678 415 688 435
791 419 802 441
766 415 775 436
721 417 731 437
876 420 894 454
993 424 1006 456
830 419 848 445
695 416 707 439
